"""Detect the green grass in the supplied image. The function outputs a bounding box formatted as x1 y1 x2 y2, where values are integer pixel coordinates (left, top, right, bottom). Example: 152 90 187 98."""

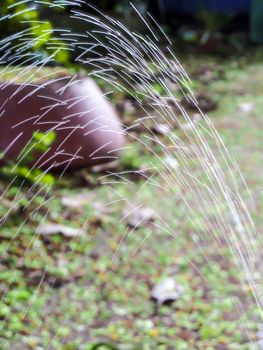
0 52 263 350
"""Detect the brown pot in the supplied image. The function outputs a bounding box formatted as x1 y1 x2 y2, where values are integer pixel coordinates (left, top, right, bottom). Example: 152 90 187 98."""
0 75 125 170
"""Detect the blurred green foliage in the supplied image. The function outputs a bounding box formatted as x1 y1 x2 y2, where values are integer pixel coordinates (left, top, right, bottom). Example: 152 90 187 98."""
120 146 142 170
0 0 70 65
1 131 56 185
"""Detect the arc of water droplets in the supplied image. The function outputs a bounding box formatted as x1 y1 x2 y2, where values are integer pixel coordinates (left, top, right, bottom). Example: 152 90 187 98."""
67 2 262 311
0 0 262 345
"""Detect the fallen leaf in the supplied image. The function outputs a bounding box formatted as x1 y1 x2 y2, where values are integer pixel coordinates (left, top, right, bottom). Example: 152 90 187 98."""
180 121 196 131
116 98 137 116
123 99 137 115
151 123 172 135
239 102 254 113
151 278 183 305
123 206 156 228
192 113 202 122
93 201 109 216
37 223 85 237
91 160 120 173
164 155 179 170
180 113 201 131
148 328 159 337
124 121 148 134
257 324 263 349
61 194 91 208
165 79 180 93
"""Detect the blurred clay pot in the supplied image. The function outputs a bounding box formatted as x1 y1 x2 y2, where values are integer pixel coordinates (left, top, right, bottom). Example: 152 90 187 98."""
0 75 125 170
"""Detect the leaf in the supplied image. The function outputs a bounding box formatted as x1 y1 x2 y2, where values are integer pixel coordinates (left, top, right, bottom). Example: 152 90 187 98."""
239 102 254 114
33 130 56 148
180 113 201 131
120 147 141 170
163 155 179 170
91 160 120 173
37 224 85 238
31 21 53 49
199 324 222 340
153 82 166 96
89 343 119 350
151 123 171 135
39 173 55 185
122 99 136 115
55 47 70 64
151 278 183 305
123 206 156 228
61 194 92 209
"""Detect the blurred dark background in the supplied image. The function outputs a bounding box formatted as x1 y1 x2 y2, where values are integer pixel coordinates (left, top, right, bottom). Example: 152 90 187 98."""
1 0 263 63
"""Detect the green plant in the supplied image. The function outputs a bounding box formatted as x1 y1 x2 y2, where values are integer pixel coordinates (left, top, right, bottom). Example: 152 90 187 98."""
89 343 120 350
120 146 141 170
0 0 70 65
1 131 56 185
